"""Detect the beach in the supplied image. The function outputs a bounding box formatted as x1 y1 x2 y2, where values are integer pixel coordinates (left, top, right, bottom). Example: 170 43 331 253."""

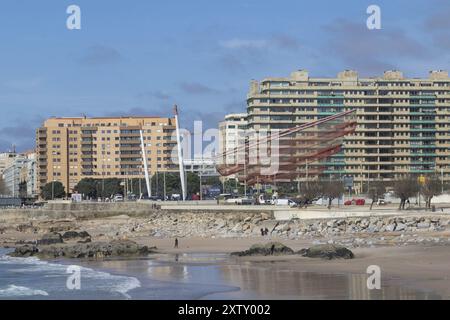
0 206 449 299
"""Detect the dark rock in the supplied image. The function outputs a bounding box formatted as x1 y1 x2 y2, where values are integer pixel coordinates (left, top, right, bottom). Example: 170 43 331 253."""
37 232 63 245
9 245 39 257
298 244 354 260
10 240 156 259
231 242 294 256
62 231 91 240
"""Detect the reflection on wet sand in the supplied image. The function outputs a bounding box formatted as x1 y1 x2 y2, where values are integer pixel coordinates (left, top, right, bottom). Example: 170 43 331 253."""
217 263 441 300
79 254 441 300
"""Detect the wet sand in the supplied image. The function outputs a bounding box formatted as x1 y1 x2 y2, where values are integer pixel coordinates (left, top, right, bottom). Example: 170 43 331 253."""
133 237 450 299
2 232 449 299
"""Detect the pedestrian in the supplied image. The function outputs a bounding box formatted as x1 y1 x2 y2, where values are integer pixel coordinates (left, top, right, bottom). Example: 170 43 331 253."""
265 227 269 236
270 244 275 255
174 238 179 248
260 228 264 236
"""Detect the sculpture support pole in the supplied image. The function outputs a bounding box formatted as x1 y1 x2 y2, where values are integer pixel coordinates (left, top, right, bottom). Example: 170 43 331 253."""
174 105 187 201
140 130 152 197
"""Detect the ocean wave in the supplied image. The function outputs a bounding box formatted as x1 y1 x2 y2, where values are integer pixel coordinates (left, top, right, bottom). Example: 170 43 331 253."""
0 285 49 297
0 251 141 299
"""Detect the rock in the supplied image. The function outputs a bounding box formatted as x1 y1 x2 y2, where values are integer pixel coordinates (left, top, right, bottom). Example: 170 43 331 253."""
62 231 91 240
9 245 39 257
395 223 406 232
385 224 396 232
231 223 243 233
37 232 63 245
231 242 294 256
417 222 430 229
260 212 271 220
298 244 354 260
10 240 155 259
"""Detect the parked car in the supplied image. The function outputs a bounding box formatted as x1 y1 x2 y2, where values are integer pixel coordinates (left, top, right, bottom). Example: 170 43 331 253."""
344 199 366 206
273 199 297 207
113 194 124 202
226 197 254 205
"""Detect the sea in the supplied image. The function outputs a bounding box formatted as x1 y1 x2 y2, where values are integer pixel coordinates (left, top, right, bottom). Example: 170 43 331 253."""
0 248 442 300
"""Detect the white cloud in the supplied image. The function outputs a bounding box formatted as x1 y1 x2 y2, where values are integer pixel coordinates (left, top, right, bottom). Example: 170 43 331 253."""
219 38 268 50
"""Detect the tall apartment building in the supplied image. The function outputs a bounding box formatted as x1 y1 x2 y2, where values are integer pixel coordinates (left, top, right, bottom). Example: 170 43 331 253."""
218 113 248 166
3 155 29 197
0 152 17 176
36 116 178 194
246 69 450 192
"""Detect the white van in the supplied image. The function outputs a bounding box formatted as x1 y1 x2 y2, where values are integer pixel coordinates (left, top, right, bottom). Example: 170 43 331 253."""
274 199 297 207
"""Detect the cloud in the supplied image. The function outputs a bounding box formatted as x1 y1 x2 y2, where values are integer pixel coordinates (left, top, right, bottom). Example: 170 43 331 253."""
137 90 171 101
179 82 219 95
219 35 301 52
322 20 430 75
424 2 450 51
79 45 124 66
0 117 44 152
219 39 268 50
215 34 302 73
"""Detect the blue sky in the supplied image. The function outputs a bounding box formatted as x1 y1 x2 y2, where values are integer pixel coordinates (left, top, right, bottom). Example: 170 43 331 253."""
0 0 449 151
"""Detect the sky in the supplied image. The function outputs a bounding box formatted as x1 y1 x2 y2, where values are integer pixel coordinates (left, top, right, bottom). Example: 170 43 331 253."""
0 0 449 152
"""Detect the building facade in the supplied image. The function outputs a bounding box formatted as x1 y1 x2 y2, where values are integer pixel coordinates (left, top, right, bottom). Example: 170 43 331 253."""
36 116 178 194
19 152 38 198
3 155 28 197
218 113 248 167
246 69 450 192
0 152 17 176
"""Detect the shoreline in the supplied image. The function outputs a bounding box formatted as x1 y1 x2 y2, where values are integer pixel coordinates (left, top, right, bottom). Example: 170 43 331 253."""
1 209 449 299
2 239 449 299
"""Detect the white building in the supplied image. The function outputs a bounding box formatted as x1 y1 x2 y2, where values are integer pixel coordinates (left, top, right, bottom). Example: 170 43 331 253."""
0 152 17 176
2 153 37 198
218 113 248 167
184 158 219 177
3 155 27 197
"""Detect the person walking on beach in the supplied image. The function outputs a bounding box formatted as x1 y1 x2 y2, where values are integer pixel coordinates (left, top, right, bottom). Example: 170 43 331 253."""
265 228 269 236
260 228 264 236
174 238 179 248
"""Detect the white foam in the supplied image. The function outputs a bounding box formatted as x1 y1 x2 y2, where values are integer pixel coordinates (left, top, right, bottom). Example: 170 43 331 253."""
0 251 141 299
0 285 49 297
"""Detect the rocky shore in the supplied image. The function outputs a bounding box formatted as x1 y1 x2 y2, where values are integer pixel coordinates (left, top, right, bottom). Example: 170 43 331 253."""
9 231 155 259
1 210 449 251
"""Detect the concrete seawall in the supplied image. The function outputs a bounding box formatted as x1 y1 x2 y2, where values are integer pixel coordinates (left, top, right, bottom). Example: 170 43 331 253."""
1 202 449 224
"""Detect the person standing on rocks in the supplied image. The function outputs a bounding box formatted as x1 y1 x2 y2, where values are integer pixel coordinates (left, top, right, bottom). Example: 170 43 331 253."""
174 238 179 248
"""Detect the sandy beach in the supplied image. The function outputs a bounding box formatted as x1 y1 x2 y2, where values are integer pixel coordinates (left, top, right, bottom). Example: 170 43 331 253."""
1 206 450 299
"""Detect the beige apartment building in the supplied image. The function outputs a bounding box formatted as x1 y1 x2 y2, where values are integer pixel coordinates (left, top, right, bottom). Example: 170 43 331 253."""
36 116 178 194
246 69 450 192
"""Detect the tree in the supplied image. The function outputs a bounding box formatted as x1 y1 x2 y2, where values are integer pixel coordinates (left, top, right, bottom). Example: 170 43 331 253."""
101 178 123 198
320 180 345 209
368 181 386 210
297 181 322 208
41 181 65 200
19 181 28 199
74 178 98 199
393 176 419 210
421 175 441 209
0 176 8 195
223 178 244 195
186 172 200 196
